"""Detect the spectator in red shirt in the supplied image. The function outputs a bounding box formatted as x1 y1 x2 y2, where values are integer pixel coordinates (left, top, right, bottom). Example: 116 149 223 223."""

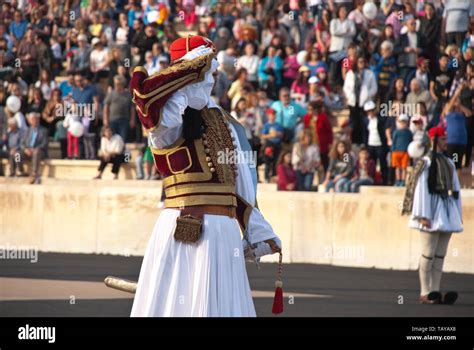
276 151 297 191
303 101 333 171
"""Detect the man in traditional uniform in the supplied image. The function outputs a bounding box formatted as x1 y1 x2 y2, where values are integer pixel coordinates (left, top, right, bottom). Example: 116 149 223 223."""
129 35 282 317
402 126 463 304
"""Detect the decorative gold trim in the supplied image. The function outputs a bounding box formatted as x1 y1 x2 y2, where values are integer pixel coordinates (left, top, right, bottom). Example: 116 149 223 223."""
150 137 186 155
141 109 163 132
133 66 148 75
133 74 196 99
201 107 236 185
165 194 237 208
166 147 193 175
134 52 214 83
132 53 214 125
133 74 198 116
162 139 213 188
165 183 236 197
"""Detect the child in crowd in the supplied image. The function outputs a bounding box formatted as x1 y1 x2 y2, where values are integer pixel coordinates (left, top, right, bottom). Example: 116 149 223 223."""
276 150 297 191
323 140 354 192
136 145 155 180
345 146 375 192
391 114 413 186
292 129 321 191
63 109 82 160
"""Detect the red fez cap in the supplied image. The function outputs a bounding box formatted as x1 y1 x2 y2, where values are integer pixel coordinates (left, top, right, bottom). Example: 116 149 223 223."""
266 107 276 115
428 126 446 139
169 35 215 63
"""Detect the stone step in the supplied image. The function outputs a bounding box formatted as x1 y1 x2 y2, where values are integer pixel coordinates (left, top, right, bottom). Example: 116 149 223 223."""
45 142 145 161
1 158 138 180
0 176 161 187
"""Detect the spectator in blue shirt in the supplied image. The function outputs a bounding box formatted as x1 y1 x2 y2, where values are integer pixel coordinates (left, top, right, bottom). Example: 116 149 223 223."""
261 108 284 182
258 46 283 92
0 23 13 53
443 82 473 178
128 2 143 28
59 72 75 98
9 11 28 43
69 73 100 159
271 87 307 142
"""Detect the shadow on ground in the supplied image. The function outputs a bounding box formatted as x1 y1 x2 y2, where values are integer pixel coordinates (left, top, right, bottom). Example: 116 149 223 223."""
1 253 473 317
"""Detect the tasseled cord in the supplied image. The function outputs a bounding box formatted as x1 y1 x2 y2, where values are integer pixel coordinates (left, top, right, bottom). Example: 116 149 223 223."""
272 252 283 315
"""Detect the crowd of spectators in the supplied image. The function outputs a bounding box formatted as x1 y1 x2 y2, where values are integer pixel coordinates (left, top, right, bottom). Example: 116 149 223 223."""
0 0 472 190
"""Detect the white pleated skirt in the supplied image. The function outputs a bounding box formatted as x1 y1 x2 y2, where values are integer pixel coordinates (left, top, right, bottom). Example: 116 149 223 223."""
409 196 463 233
130 209 256 317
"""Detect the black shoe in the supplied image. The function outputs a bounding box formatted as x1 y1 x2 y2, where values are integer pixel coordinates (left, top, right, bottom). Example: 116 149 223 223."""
427 291 442 304
442 291 458 305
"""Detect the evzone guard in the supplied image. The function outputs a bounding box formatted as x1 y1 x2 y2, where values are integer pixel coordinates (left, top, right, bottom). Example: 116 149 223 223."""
128 35 282 317
403 126 463 305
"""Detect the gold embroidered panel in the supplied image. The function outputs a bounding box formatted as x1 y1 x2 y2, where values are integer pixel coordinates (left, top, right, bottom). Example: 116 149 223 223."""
201 108 237 186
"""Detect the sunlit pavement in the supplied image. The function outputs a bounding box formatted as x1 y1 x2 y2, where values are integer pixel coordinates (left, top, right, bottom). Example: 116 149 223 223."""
1 253 473 317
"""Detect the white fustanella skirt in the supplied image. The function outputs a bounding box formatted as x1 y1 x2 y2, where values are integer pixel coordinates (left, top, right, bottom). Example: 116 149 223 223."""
130 208 256 317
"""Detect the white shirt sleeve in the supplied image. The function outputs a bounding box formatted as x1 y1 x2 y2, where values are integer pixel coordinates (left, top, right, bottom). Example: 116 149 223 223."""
246 208 282 248
148 90 188 149
227 119 282 255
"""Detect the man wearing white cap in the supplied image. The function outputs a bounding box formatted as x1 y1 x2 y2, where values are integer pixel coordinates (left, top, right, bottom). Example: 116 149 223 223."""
362 100 388 184
69 34 91 73
90 37 109 82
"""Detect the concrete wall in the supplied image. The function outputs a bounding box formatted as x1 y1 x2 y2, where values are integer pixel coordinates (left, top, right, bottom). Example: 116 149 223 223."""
1 180 473 273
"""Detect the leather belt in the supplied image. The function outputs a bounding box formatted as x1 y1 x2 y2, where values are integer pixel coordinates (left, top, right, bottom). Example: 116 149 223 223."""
169 205 237 219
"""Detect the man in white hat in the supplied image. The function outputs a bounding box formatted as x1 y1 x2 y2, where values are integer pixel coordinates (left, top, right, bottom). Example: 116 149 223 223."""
69 34 91 73
363 100 388 184
90 37 109 82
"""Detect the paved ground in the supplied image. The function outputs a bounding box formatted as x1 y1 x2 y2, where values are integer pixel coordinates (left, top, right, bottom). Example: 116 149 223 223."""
0 253 473 317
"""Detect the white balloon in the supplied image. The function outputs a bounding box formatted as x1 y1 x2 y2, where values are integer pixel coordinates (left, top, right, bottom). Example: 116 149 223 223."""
297 50 307 65
6 95 21 113
362 2 378 20
408 141 425 159
68 121 85 137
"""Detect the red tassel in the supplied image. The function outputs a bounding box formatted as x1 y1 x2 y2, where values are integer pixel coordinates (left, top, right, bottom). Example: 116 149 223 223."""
272 280 283 315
